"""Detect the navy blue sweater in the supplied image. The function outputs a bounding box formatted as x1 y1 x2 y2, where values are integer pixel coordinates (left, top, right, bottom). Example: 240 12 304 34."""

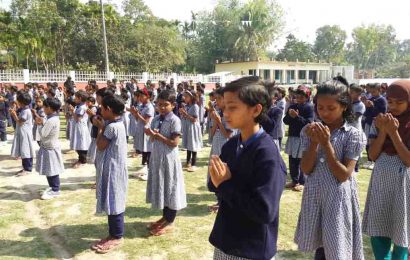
283 102 314 137
364 95 387 125
208 132 286 260
260 106 283 139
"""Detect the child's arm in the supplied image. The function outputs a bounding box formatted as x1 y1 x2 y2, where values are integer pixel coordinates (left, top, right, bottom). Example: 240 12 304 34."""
385 114 410 167
300 124 319 174
209 152 285 224
95 117 110 151
368 115 387 161
151 130 180 147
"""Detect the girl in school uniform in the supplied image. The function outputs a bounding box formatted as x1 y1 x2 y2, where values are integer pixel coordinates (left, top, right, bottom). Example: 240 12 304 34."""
275 86 287 149
86 96 98 134
208 76 286 260
130 89 155 180
31 97 46 146
10 92 35 176
35 98 64 200
70 90 91 168
283 85 314 192
64 87 75 142
179 90 203 172
91 95 128 254
129 91 141 157
120 90 131 143
197 87 206 134
295 77 366 260
206 91 216 147
207 87 234 213
363 80 410 260
145 90 187 236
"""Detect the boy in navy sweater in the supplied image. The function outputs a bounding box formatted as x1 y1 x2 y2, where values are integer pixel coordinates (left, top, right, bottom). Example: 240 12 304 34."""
208 76 286 260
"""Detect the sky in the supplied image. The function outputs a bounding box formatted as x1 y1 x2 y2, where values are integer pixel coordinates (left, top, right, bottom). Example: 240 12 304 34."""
2 0 410 49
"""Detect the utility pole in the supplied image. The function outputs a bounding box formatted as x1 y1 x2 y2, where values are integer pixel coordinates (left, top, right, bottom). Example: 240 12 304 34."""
100 0 110 78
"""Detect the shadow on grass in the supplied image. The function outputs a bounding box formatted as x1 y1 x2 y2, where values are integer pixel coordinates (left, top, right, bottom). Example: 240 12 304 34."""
0 221 150 259
0 183 94 202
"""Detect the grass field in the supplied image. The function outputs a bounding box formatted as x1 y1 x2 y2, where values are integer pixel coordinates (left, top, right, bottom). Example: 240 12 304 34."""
0 116 376 259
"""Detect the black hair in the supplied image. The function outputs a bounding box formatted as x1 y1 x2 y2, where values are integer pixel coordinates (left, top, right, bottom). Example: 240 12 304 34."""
48 88 56 97
368 83 381 90
74 90 88 102
66 87 75 96
96 87 114 98
276 86 286 97
17 92 32 106
223 76 271 123
87 96 96 104
314 76 354 123
183 90 198 104
214 87 224 96
51 82 58 89
349 83 363 94
197 88 205 94
102 95 125 115
43 97 61 112
9 85 18 92
120 92 129 102
209 91 215 97
157 89 176 103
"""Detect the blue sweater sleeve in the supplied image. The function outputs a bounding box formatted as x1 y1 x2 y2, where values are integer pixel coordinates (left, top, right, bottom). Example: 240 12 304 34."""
217 145 285 224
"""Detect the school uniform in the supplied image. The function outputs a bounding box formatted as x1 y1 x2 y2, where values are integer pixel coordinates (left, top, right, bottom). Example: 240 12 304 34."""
0 101 7 141
33 107 46 143
11 107 35 171
275 98 286 148
64 96 74 140
133 102 154 153
294 122 366 260
146 112 187 211
95 119 128 239
362 123 410 249
87 107 100 164
122 104 131 138
129 103 140 144
208 129 286 260
70 103 91 162
206 102 217 145
180 104 189 149
363 95 387 139
283 102 314 185
260 105 283 150
198 95 206 133
185 104 203 152
87 106 97 134
36 114 64 183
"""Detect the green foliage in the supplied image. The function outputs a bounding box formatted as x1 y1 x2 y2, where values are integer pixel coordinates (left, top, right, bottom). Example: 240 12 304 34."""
276 34 316 62
313 25 347 64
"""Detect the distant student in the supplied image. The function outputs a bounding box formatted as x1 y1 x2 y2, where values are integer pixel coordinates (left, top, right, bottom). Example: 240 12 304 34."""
179 90 203 172
31 97 46 146
10 92 35 176
0 94 7 144
35 98 64 200
197 87 206 134
70 90 91 168
363 80 410 260
130 89 155 180
294 77 366 259
206 91 216 146
145 90 187 236
260 86 284 150
208 76 286 260
90 95 128 254
362 83 387 169
275 86 287 148
283 85 314 192
349 84 366 173
64 87 76 141
129 91 141 157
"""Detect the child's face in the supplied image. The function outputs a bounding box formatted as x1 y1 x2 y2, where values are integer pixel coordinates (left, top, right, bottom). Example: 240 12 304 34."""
223 91 261 130
369 88 380 97
215 95 224 109
86 101 92 107
209 95 216 102
74 96 81 104
134 95 139 103
100 105 112 120
349 91 361 101
295 94 307 104
156 99 174 115
0 96 4 102
387 97 408 116
35 100 43 108
43 106 54 116
139 94 149 104
316 95 345 125
183 94 192 104
96 96 103 105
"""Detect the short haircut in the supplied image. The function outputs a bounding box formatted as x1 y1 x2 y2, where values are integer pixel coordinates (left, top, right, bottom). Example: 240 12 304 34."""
157 89 176 103
43 97 61 112
96 87 114 98
87 96 96 104
102 95 125 115
223 76 271 123
349 83 363 94
17 92 32 106
74 90 88 102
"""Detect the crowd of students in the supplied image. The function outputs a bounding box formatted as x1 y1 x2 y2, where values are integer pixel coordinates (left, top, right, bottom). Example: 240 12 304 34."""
0 76 409 259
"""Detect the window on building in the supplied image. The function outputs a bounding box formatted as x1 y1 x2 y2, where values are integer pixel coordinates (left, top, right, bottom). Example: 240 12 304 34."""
298 70 306 79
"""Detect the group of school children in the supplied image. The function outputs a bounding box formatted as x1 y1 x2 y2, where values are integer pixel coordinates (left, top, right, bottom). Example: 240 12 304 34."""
1 75 409 259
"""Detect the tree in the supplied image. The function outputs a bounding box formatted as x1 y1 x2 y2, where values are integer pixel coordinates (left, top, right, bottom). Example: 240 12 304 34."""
276 34 315 62
313 25 346 64
122 0 152 21
347 24 397 70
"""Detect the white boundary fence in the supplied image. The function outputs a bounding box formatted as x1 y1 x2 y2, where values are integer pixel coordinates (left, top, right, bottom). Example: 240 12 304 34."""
0 69 239 85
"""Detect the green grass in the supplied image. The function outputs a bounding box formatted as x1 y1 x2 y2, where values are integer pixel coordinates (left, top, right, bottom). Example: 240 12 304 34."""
0 115 376 259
